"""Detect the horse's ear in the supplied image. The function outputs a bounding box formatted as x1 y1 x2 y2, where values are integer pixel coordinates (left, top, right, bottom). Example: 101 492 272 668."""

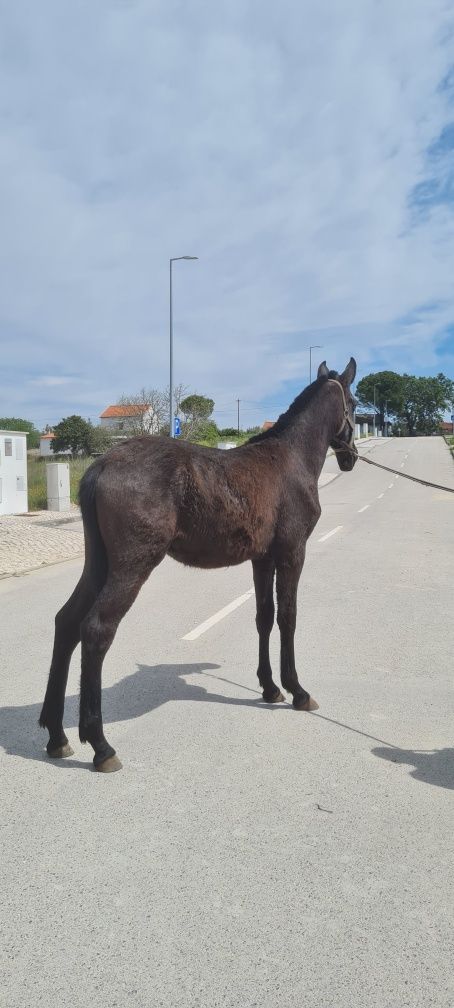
340 357 357 386
317 361 329 379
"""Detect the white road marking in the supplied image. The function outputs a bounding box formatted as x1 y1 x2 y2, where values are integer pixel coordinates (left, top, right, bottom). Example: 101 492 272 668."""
358 504 370 513
388 483 394 488
318 525 343 542
183 590 254 640
395 476 400 480
400 463 405 468
378 493 384 499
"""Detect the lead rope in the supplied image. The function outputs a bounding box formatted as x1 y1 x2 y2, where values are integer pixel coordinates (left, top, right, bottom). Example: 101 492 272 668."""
334 440 454 494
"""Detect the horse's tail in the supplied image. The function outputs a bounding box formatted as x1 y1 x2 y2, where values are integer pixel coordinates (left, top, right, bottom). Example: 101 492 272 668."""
78 461 108 593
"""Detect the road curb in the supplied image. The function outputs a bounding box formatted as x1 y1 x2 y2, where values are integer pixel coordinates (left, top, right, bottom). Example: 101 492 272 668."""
0 551 84 581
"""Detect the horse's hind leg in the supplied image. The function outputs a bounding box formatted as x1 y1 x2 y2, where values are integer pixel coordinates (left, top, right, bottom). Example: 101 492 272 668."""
79 559 159 772
39 572 96 757
252 558 284 703
276 558 319 711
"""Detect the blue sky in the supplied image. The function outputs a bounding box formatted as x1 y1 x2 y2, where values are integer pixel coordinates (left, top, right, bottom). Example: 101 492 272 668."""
1 0 454 431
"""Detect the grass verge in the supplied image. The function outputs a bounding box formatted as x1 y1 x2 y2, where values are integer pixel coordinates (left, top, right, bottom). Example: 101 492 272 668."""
27 456 93 510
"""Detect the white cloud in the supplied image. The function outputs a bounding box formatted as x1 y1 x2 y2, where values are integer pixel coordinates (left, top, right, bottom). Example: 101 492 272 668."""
0 0 453 428
28 376 77 387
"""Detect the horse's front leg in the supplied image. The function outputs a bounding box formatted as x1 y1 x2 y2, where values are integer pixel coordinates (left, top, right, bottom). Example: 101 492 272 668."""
252 557 284 703
276 555 319 711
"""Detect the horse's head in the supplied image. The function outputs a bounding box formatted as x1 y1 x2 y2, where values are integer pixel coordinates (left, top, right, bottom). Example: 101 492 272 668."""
318 357 358 471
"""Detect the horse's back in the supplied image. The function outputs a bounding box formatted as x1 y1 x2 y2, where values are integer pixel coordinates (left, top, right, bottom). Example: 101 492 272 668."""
91 435 291 569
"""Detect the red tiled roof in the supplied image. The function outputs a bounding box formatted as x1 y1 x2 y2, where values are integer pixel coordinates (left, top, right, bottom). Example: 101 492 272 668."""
100 404 149 419
262 420 275 431
41 433 55 440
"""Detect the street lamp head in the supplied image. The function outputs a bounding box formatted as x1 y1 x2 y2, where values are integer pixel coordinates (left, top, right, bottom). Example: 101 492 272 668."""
182 256 198 260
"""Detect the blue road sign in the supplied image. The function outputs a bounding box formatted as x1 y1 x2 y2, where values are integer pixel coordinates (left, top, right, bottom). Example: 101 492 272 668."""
174 417 181 437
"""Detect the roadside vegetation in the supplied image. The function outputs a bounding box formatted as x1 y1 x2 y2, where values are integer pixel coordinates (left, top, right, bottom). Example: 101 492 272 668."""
0 417 40 448
27 455 93 511
356 371 453 435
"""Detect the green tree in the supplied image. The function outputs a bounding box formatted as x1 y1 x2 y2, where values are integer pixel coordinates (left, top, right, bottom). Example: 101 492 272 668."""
395 374 454 435
219 427 240 438
52 415 92 455
0 417 40 448
180 394 215 439
85 425 114 455
356 370 454 435
194 421 219 445
355 372 405 431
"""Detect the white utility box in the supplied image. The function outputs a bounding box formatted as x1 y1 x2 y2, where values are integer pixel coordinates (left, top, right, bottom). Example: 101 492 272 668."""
217 441 237 450
0 430 28 515
46 463 71 512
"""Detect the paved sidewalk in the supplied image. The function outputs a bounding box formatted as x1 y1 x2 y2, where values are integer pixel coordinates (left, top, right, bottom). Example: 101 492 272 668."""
0 509 83 578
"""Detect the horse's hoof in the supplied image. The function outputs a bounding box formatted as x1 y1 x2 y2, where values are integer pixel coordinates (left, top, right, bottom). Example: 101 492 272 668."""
293 695 319 711
95 754 123 773
47 743 74 759
263 689 285 704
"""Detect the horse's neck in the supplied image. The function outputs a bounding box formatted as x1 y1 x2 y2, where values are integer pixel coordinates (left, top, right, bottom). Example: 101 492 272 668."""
283 404 334 480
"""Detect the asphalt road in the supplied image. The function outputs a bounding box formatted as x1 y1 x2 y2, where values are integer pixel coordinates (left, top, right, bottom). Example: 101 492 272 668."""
1 437 453 1008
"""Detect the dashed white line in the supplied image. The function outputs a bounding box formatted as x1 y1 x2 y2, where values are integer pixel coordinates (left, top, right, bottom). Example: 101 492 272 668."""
358 504 370 513
378 493 384 499
183 590 254 640
400 463 405 468
395 476 400 480
388 483 394 488
318 525 343 543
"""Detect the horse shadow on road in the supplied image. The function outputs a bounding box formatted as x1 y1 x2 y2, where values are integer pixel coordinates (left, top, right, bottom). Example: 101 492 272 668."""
312 713 454 792
0 661 286 769
1 663 452 788
371 745 454 791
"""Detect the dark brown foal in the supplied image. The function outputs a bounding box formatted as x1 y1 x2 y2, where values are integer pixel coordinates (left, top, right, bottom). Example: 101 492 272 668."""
40 357 357 770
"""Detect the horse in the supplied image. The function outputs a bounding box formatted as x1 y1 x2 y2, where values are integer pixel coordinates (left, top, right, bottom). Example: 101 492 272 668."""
39 357 357 772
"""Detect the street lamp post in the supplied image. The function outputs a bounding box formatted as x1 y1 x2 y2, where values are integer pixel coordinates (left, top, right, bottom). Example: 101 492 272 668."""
305 345 322 385
169 256 198 438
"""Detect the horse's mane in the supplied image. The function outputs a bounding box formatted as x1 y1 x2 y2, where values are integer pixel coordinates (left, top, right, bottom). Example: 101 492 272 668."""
247 371 338 444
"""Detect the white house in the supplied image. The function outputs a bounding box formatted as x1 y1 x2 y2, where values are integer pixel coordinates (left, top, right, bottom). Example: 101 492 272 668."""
40 432 55 456
0 430 28 515
39 433 71 457
99 404 155 433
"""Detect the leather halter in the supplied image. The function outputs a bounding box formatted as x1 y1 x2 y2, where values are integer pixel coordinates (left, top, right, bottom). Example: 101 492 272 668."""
327 379 355 439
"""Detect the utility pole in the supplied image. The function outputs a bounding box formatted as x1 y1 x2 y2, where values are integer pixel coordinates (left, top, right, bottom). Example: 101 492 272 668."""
237 399 240 436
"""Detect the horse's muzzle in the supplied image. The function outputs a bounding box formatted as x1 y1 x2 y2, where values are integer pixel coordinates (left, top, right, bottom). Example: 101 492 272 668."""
335 442 358 471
